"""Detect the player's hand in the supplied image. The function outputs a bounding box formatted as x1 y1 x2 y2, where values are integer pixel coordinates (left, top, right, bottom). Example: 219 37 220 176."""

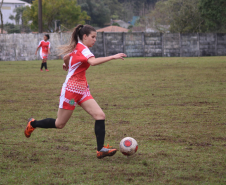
63 63 68 71
35 52 37 55
112 53 127 60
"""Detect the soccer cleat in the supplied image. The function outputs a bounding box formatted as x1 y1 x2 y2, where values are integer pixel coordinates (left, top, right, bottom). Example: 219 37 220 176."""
96 144 117 159
45 69 49 72
24 118 36 138
40 69 43 72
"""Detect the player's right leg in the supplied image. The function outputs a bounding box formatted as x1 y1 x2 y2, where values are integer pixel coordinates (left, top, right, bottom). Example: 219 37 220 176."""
40 60 44 72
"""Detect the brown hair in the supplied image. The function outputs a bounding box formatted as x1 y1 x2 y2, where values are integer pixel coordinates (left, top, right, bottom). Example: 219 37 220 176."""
58 24 96 55
45 34 50 40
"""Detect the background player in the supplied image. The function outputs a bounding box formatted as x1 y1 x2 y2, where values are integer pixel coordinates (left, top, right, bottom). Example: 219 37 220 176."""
35 34 51 72
25 24 127 159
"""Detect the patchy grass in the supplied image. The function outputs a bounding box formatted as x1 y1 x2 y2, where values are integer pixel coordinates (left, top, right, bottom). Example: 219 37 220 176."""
0 57 226 184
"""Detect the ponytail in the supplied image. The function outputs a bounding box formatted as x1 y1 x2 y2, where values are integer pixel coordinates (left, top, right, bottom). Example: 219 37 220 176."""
58 24 96 56
72 24 84 45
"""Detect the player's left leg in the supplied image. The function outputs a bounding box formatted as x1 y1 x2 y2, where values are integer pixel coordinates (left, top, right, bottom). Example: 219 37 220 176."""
25 87 79 138
80 99 117 159
24 108 73 138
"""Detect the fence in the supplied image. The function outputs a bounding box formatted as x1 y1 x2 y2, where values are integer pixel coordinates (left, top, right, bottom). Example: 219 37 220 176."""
0 32 226 61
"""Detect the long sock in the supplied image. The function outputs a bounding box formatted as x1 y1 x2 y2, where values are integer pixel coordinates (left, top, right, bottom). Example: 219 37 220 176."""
95 120 105 151
41 63 44 69
31 118 56 128
44 62 47 69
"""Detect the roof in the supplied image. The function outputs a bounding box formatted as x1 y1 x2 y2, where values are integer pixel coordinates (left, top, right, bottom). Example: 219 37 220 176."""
3 0 31 6
97 26 128 33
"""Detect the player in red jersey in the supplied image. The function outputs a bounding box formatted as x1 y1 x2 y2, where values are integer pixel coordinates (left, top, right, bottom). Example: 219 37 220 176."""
25 24 127 159
35 34 51 72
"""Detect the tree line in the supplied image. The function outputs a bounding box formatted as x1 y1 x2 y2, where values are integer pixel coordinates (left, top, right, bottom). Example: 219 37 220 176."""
144 0 226 33
5 0 158 32
1 0 226 33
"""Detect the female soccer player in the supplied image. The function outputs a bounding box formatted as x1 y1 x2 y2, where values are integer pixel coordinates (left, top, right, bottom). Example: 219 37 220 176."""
35 34 51 72
25 24 127 159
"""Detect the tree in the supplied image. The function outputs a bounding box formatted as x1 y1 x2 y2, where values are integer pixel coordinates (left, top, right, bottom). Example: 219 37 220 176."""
0 0 3 34
9 6 26 25
112 22 120 27
199 0 226 32
104 0 124 20
118 0 158 17
78 0 111 27
77 0 159 26
23 0 90 32
149 0 205 33
9 6 30 33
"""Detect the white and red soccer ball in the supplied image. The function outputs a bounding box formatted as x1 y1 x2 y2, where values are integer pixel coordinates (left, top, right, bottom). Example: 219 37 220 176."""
119 137 138 156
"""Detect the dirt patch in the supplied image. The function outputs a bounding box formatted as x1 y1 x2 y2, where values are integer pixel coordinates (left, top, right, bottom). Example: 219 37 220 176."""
178 101 217 107
4 150 20 159
56 145 69 151
54 139 68 143
56 145 77 152
189 142 212 147
118 120 130 124
212 137 226 141
151 150 170 158
177 175 204 181
150 134 187 144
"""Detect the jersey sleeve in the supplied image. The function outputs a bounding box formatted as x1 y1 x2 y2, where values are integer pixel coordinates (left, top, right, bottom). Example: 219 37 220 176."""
81 48 94 59
38 41 42 47
48 42 51 48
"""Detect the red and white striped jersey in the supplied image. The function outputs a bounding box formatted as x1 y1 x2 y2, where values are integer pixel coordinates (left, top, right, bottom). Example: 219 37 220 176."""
63 41 94 95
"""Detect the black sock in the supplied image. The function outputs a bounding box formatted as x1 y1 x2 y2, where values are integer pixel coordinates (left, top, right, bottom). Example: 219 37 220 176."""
41 63 44 69
95 120 105 151
31 118 56 129
44 63 47 69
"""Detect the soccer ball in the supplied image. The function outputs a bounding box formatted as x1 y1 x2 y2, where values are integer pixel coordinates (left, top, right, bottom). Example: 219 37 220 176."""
119 137 138 156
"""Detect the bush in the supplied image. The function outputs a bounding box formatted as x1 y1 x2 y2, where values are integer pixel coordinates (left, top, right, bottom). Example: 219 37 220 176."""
112 22 120 27
4 23 21 33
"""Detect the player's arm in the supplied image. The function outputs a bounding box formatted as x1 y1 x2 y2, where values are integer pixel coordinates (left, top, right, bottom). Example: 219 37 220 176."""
35 42 42 55
63 53 70 71
35 46 40 55
88 53 127 66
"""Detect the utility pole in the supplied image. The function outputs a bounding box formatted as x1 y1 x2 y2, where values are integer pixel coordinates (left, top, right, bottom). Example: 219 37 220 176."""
38 0 42 33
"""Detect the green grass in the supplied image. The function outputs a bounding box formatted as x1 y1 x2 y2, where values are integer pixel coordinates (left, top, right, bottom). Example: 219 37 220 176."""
0 57 226 184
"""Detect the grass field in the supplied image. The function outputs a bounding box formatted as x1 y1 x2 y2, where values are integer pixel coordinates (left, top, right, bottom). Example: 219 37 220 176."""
0 57 226 184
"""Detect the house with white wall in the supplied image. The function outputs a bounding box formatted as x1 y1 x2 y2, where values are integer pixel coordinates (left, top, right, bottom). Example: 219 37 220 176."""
1 0 31 24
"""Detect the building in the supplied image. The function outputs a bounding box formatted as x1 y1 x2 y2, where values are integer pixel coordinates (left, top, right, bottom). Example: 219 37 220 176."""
97 26 128 33
112 20 131 29
1 0 31 24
